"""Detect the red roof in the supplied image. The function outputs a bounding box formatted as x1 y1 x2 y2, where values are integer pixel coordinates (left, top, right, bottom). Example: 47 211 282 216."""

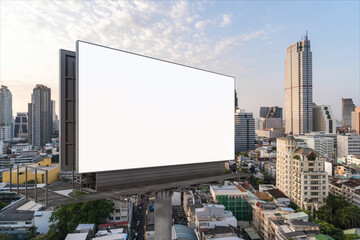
98 221 128 230
242 182 250 188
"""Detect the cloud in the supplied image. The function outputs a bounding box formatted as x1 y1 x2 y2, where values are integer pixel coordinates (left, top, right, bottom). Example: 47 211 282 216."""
0 1 276 114
220 14 232 27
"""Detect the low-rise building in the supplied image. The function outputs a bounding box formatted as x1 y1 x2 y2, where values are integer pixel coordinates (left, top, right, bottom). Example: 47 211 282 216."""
210 185 252 221
341 180 360 204
2 158 60 184
347 155 360 166
195 204 237 231
0 198 35 240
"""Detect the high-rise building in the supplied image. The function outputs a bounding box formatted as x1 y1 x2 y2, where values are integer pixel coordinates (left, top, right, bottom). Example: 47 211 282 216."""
337 134 360 158
285 34 313 135
342 98 355 129
313 104 335 134
0 85 13 140
351 111 357 132
276 135 328 211
51 100 59 135
28 84 52 147
259 106 282 119
354 107 360 134
14 112 28 138
234 90 238 110
235 111 255 154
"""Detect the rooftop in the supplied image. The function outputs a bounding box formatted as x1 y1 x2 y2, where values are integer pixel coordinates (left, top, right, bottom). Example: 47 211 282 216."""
254 192 273 201
295 148 319 156
210 185 248 196
0 198 34 221
267 189 288 199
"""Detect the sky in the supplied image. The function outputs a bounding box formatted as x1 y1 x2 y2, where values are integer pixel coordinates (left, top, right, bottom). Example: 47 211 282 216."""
0 0 359 120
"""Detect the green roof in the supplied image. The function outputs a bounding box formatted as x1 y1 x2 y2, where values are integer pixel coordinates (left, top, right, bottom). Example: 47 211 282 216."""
315 234 335 240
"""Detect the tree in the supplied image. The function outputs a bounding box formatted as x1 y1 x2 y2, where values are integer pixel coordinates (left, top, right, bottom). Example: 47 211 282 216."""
317 205 333 223
288 202 298 210
27 226 37 239
48 199 114 240
314 220 345 240
345 234 360 240
0 234 12 240
335 205 360 229
0 201 7 210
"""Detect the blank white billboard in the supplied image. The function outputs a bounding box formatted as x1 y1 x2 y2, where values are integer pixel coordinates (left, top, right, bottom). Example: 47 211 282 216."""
77 41 234 173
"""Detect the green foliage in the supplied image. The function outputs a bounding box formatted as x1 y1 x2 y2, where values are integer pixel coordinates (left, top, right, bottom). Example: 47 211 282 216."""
27 226 37 239
272 146 276 151
345 234 360 240
240 168 250 173
27 179 36 184
46 149 52 154
314 220 345 240
46 200 114 240
288 202 298 210
316 194 360 229
0 234 13 240
0 201 7 210
225 169 232 174
293 155 300 160
30 230 57 240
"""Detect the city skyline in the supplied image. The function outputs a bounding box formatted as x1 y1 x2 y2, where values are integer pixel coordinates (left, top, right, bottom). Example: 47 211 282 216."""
0 1 359 119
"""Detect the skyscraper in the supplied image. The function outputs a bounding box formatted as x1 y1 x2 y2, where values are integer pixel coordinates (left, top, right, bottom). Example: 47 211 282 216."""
355 107 360 134
285 34 313 135
0 85 13 140
235 110 255 154
342 98 355 129
259 106 282 119
313 104 335 134
28 84 52 147
14 112 28 138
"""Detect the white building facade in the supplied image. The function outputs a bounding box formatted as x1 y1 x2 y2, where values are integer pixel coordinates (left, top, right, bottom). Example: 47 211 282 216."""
0 85 13 140
337 134 360 158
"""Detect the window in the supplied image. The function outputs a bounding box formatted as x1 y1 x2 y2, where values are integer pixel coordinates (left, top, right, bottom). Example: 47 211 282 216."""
109 217 114 220
115 217 121 220
116 209 120 213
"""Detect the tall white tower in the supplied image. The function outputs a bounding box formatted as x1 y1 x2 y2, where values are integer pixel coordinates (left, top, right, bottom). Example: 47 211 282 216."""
285 33 313 135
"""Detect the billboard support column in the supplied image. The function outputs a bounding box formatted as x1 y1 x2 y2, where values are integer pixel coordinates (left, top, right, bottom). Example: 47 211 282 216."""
155 190 173 240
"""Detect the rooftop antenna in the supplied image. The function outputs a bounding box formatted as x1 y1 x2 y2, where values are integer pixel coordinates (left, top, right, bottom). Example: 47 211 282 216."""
305 30 308 40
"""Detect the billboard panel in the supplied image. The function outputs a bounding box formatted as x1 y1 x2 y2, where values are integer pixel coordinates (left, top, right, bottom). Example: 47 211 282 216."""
77 41 234 173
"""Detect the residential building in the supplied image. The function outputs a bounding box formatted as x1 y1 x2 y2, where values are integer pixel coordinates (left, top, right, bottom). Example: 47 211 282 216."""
11 143 31 154
13 112 28 138
354 190 360 207
108 200 131 223
235 111 255 154
28 84 52 147
0 85 13 140
328 179 343 197
337 134 360 158
313 104 335 134
347 155 360 166
210 185 252 221
195 204 237 231
252 201 320 240
341 180 360 204
291 148 328 211
276 135 297 197
276 135 328 210
342 98 355 129
284 35 313 135
2 158 60 184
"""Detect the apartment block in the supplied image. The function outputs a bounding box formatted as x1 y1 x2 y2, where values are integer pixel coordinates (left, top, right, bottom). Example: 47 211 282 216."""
337 134 360 158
